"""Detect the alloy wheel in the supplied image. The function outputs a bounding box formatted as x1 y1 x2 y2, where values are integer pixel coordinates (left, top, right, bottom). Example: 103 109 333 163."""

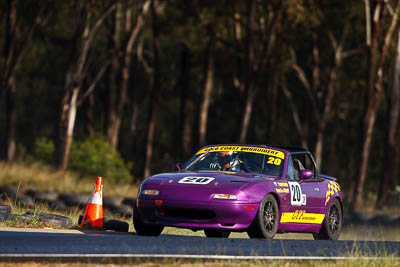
263 200 276 233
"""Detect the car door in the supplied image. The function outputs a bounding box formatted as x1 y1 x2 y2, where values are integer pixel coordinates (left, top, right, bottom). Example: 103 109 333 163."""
280 154 325 225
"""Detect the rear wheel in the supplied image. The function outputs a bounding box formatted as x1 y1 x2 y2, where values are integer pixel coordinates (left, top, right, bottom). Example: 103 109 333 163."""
247 194 279 239
313 198 342 240
133 205 164 236
204 229 231 238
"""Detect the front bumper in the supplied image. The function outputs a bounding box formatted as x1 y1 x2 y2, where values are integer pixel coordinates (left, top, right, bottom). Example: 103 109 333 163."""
137 198 259 230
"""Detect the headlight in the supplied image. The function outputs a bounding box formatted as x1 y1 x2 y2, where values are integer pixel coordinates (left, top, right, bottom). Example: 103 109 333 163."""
213 193 238 200
142 189 160 196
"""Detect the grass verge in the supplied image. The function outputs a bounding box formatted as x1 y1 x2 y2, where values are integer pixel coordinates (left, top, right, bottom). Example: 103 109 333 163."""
0 161 139 196
0 258 399 267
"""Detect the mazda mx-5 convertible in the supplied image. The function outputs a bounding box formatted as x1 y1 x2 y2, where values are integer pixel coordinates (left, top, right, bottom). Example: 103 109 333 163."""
134 144 343 239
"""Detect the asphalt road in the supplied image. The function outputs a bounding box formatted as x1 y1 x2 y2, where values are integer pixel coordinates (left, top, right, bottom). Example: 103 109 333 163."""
0 227 399 261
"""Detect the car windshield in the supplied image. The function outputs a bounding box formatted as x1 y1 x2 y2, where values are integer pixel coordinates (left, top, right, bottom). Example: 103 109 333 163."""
182 146 285 176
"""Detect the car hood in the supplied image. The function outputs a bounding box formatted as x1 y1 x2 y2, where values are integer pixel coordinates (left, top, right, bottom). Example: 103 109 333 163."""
141 172 274 203
144 171 267 189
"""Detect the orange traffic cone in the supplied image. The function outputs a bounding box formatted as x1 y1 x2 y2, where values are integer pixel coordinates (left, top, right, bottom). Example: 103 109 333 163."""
80 176 103 229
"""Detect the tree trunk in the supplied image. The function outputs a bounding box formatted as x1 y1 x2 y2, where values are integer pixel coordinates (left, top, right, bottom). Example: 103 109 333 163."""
85 93 95 136
353 98 380 209
144 0 160 178
239 86 256 144
314 28 346 169
265 75 278 143
55 1 89 172
198 40 214 148
291 25 348 168
5 77 17 162
106 1 146 150
55 1 115 172
352 0 400 210
106 1 122 149
377 28 400 206
311 30 320 96
179 43 193 159
2 0 43 161
3 0 17 161
56 60 82 172
63 87 79 171
281 79 308 149
310 28 322 167
239 0 257 143
0 0 16 104
236 1 282 144
55 86 72 171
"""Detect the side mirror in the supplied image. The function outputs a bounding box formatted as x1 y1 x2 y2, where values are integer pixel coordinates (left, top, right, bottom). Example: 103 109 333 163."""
299 169 313 180
172 163 183 172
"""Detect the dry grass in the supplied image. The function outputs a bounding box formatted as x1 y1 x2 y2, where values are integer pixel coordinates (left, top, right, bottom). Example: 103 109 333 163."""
0 258 399 267
0 161 139 196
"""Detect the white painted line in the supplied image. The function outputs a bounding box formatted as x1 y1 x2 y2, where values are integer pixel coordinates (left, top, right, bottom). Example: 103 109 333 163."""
0 254 394 260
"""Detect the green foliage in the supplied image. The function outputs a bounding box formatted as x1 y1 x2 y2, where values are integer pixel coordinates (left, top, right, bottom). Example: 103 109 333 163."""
69 136 133 183
33 137 54 164
32 136 133 183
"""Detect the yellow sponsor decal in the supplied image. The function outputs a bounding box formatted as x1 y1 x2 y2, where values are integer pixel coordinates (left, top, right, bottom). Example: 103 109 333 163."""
325 181 340 206
280 210 325 224
196 146 285 159
276 188 289 193
278 182 288 187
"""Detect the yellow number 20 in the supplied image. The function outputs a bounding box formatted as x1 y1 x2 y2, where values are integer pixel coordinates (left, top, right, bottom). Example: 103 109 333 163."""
267 157 281 166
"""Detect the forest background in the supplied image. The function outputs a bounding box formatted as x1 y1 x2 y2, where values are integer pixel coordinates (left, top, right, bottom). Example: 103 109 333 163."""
1 0 400 212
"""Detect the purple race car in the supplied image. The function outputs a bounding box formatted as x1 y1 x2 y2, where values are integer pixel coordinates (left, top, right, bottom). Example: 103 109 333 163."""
134 144 343 240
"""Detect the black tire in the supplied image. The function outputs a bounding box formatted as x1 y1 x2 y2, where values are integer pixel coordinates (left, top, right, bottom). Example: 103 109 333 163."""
26 189 58 201
313 198 342 240
247 194 279 239
0 205 11 222
115 204 133 216
133 205 164 236
122 197 137 207
26 211 72 228
103 197 123 208
42 199 68 211
78 215 129 232
103 218 129 232
15 195 35 207
204 229 231 238
10 213 32 222
58 194 89 208
0 186 19 199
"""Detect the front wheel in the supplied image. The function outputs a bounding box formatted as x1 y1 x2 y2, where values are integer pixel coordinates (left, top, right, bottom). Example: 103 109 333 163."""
133 205 164 236
313 198 342 240
247 194 279 239
204 229 230 238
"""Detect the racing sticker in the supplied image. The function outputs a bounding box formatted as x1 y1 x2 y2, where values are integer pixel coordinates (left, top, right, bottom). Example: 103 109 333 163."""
288 181 306 206
280 210 325 224
178 177 215 185
276 188 289 193
274 182 289 194
325 181 340 206
196 146 285 159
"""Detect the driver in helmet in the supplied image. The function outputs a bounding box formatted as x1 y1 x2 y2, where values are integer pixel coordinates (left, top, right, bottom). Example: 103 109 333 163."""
216 151 242 172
